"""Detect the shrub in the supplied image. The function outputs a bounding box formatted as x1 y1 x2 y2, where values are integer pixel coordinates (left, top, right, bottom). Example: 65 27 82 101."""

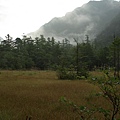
57 66 89 80
57 66 77 80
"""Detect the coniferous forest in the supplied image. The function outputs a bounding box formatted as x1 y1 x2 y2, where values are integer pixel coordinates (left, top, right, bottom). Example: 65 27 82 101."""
0 34 118 72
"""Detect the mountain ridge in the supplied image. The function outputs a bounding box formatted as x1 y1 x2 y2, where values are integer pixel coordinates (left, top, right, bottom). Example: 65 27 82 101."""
29 0 120 42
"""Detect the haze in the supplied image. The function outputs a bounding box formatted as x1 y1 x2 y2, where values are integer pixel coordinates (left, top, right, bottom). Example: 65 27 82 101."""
0 0 91 39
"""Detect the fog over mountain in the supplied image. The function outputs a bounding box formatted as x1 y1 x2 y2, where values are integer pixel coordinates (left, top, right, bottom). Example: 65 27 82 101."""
95 10 120 47
29 0 120 42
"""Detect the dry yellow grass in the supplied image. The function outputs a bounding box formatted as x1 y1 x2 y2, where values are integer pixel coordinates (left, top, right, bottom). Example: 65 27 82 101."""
0 70 116 120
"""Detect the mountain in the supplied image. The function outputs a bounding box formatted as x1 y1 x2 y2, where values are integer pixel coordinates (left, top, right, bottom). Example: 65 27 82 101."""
95 10 120 47
29 0 120 42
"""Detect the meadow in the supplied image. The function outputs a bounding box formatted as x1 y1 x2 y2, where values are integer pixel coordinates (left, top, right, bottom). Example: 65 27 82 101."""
0 70 115 120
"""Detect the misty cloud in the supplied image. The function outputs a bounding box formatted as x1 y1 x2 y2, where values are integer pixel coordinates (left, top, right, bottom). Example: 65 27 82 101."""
64 12 91 25
29 0 120 42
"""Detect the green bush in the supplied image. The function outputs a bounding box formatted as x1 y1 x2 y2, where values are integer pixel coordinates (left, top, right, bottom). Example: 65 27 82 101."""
57 66 89 80
57 66 77 80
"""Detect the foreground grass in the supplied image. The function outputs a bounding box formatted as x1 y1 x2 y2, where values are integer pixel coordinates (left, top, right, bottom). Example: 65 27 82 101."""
0 70 113 120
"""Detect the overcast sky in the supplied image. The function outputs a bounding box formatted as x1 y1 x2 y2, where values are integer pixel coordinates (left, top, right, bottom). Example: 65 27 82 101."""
0 0 91 39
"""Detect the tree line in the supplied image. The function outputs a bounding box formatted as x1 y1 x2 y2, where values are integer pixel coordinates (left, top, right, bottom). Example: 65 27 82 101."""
0 34 119 72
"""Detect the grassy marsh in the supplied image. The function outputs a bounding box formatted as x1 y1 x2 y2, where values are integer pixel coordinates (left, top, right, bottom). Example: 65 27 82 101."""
0 70 115 120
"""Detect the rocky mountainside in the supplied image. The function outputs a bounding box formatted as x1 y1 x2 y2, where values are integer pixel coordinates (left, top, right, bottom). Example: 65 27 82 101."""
29 0 120 42
95 10 120 47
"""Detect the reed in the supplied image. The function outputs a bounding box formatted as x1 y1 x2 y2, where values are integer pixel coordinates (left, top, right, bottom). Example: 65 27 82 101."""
0 70 112 120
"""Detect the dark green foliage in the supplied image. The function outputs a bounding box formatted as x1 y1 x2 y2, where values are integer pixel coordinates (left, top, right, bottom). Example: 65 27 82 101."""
57 66 77 80
77 67 89 79
109 37 120 79
0 35 62 70
57 64 89 80
0 34 117 74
